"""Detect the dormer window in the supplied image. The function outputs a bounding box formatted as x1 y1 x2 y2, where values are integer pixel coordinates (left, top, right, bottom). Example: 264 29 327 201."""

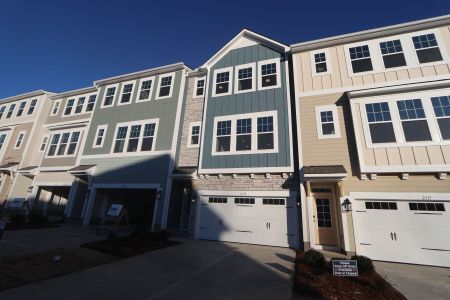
379 39 406 68
412 33 443 64
349 45 373 73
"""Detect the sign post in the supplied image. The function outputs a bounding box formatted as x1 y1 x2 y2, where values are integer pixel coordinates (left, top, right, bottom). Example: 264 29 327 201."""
332 260 358 291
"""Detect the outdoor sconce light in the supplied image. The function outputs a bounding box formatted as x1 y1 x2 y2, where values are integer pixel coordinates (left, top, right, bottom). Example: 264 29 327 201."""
27 186 33 193
156 190 162 200
341 198 352 212
191 198 196 203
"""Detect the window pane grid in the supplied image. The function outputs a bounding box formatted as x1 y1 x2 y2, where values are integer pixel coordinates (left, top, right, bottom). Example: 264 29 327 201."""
238 68 252 79
261 63 276 75
237 118 251 134
431 96 450 117
397 99 426 120
349 45 370 60
409 202 445 212
366 102 392 123
217 121 231 136
257 116 273 133
314 53 326 63
380 40 403 55
320 111 333 123
413 34 438 49
161 76 172 87
216 72 229 83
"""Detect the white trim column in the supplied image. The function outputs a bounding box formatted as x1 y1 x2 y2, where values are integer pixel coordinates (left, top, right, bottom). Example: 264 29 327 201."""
340 196 352 252
64 180 79 218
82 188 96 225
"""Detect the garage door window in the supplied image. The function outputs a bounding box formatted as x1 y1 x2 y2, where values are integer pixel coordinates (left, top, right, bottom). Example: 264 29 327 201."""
234 198 255 204
263 198 285 205
209 197 227 204
365 201 397 210
409 202 445 212
316 198 332 228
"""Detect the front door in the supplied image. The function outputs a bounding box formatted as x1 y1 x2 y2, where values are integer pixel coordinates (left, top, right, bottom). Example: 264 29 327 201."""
311 186 339 246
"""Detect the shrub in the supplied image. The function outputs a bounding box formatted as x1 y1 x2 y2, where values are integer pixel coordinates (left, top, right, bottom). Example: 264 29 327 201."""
130 227 148 240
303 249 325 267
328 257 346 270
9 213 26 224
157 229 170 242
351 255 375 274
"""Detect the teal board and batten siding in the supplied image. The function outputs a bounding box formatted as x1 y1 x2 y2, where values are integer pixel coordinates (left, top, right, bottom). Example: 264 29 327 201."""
82 70 183 157
201 44 292 170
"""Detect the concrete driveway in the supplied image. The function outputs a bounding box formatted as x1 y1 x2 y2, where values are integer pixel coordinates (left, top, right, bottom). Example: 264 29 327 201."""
0 239 296 299
375 261 450 300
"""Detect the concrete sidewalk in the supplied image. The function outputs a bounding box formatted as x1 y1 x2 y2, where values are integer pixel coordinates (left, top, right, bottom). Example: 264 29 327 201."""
0 223 101 257
0 239 296 300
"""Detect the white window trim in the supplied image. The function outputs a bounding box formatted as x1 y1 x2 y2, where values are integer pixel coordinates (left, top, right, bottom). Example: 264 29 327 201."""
192 77 206 98
45 128 83 158
187 121 201 148
117 80 136 106
358 89 449 149
39 134 49 152
63 98 75 116
315 105 341 139
13 130 26 149
73 96 87 114
100 84 119 108
211 67 233 97
0 106 6 119
211 110 278 156
310 49 332 76
85 93 98 112
344 28 449 77
16 101 28 117
6 104 16 119
93 124 108 148
155 72 175 100
110 118 160 156
27 99 38 115
234 62 256 94
136 76 155 103
51 100 61 116
257 58 281 91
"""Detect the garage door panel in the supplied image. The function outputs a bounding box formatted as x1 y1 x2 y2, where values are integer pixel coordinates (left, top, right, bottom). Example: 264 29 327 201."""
198 196 297 248
354 198 450 267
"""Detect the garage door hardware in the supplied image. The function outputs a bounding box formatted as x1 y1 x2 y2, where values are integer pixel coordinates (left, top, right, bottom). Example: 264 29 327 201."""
390 232 397 241
422 248 450 252
266 222 271 229
235 230 252 233
360 243 372 245
414 212 443 215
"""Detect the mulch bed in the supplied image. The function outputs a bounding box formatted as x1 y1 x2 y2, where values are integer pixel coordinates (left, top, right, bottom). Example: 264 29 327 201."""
4 222 59 231
0 247 118 292
294 251 406 300
81 233 181 258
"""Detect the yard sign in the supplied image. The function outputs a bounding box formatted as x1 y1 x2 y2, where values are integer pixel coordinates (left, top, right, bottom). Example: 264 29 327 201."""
332 260 358 277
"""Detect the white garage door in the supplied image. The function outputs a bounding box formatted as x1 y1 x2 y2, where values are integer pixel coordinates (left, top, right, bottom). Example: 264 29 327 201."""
197 196 298 247
354 199 450 267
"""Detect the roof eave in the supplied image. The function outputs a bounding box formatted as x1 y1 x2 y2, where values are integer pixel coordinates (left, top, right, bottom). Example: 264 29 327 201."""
291 14 450 53
49 86 98 100
0 90 54 104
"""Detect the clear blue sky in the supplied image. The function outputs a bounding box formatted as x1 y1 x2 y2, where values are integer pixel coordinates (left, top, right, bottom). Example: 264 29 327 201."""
1 0 449 98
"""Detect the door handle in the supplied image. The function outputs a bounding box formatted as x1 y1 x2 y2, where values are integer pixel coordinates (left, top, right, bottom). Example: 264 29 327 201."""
394 232 397 241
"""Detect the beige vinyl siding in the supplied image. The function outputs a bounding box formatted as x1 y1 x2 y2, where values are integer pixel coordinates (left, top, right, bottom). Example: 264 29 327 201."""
34 171 74 184
294 26 450 94
2 122 33 165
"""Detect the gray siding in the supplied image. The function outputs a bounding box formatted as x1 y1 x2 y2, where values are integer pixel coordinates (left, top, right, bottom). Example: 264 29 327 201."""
201 44 292 170
83 70 183 156
46 97 92 124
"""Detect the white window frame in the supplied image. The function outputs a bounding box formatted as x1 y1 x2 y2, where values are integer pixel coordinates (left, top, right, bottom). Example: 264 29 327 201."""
211 110 278 156
39 134 49 152
93 124 108 148
63 98 75 116
257 58 281 91
430 95 450 141
358 89 448 148
73 96 86 114
315 105 341 139
13 130 26 149
110 118 159 156
193 77 206 98
310 49 332 76
27 99 37 115
6 104 16 119
136 76 155 102
85 93 97 112
101 84 119 108
187 121 201 148
0 106 5 119
234 62 256 94
155 72 175 100
16 101 27 117
45 128 82 158
117 80 135 106
212 67 233 97
51 100 61 116
344 29 448 77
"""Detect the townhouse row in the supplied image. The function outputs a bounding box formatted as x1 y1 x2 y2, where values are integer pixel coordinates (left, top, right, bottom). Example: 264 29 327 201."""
1 15 449 267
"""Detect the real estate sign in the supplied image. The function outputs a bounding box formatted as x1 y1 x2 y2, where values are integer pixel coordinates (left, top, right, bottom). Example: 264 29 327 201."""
332 260 358 277
107 204 123 217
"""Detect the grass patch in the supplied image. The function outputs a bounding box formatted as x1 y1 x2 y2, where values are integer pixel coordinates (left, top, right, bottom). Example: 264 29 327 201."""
293 251 406 300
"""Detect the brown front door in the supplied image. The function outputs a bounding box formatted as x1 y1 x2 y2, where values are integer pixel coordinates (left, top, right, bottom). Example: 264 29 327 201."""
311 186 338 246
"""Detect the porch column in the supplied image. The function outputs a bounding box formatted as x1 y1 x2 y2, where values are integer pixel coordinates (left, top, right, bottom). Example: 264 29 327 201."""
82 188 96 225
64 180 79 218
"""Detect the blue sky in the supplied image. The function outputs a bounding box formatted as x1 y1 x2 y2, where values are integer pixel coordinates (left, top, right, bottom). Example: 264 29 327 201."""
1 0 449 98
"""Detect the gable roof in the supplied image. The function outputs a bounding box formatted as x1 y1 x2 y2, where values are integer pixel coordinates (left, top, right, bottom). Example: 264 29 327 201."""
202 29 289 68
